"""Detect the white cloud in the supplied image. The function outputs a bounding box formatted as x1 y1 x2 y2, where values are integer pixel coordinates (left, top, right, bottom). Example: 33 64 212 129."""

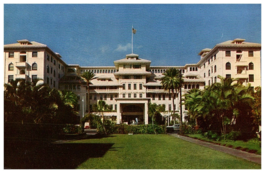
99 46 109 53
115 43 131 52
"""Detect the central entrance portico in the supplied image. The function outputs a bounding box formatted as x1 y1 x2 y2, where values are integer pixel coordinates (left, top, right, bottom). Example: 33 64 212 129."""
115 98 149 124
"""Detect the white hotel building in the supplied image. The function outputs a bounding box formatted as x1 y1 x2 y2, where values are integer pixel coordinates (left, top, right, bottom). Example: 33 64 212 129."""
4 38 261 124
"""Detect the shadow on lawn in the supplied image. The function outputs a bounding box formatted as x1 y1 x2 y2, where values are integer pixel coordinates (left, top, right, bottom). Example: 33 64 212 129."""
5 139 114 169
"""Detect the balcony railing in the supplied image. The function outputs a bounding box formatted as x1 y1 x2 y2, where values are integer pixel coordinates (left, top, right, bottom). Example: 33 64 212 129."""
90 89 119 93
16 62 28 68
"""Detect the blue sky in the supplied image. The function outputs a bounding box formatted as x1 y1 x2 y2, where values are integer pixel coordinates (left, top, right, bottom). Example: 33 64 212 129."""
4 4 261 66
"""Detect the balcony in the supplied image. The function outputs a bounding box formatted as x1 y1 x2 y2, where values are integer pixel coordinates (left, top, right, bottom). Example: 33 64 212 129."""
234 73 248 79
16 62 28 68
235 61 248 66
15 74 30 81
90 89 119 93
146 89 168 93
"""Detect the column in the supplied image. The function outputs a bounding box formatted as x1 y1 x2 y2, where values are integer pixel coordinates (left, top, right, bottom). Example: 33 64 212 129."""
144 102 148 124
116 103 121 124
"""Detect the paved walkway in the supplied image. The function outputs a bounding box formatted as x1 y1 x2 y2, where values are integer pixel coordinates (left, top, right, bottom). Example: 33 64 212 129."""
169 134 261 165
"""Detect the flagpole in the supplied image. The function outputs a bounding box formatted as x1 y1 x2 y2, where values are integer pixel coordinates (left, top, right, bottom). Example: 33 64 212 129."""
132 26 134 54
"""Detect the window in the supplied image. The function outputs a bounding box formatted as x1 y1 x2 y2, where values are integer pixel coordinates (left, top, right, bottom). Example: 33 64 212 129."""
8 75 13 82
159 94 161 100
123 75 130 79
47 77 49 84
128 93 131 98
214 54 216 60
123 94 125 98
188 84 191 89
211 66 213 73
32 63 37 70
47 55 50 61
196 84 199 89
32 51 38 57
214 76 217 83
226 74 231 79
163 95 165 100
128 84 131 90
153 95 155 100
110 95 113 100
249 51 254 57
51 67 53 74
184 84 187 89
32 75 37 82
134 93 137 98
54 70 56 77
9 52 14 58
169 104 171 111
249 62 254 70
208 70 210 76
134 84 137 90
104 94 107 100
139 84 142 90
115 104 117 111
123 84 125 90
249 74 254 82
214 65 217 73
225 51 231 57
169 94 171 100
100 95 103 100
8 63 14 71
204 73 206 78
94 95 96 100
139 93 142 98
134 75 141 79
208 80 210 86
54 60 56 65
226 62 231 70
133 64 141 69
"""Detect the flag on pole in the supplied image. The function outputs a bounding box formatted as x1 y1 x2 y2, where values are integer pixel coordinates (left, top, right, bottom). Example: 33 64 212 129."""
132 28 136 34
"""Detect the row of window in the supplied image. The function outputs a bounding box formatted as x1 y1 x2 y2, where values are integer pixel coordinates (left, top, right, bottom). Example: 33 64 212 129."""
80 69 117 74
7 74 38 83
122 93 143 98
8 62 38 71
88 94 118 101
46 77 56 87
47 54 65 72
122 83 143 90
226 50 254 57
8 51 38 58
151 69 185 74
225 62 254 70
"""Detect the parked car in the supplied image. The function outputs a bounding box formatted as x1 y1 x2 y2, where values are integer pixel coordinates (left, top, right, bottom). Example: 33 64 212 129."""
166 124 180 133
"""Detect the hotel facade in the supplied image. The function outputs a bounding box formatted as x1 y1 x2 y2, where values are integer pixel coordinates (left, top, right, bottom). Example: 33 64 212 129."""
4 38 261 125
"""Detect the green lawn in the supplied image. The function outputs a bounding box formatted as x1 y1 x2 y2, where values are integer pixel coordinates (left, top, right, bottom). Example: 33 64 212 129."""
69 134 261 169
187 134 261 154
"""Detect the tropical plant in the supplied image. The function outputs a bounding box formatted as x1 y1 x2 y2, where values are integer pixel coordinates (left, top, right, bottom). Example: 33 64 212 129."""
148 103 165 127
184 89 202 127
161 68 184 132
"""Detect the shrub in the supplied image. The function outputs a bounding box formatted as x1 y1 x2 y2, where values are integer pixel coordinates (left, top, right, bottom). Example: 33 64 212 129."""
225 131 242 140
62 124 82 134
113 124 166 134
97 120 117 135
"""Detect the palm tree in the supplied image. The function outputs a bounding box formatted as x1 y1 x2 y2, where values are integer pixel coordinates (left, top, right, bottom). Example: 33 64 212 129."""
161 68 184 131
94 100 110 134
184 89 202 127
80 71 95 115
148 103 165 126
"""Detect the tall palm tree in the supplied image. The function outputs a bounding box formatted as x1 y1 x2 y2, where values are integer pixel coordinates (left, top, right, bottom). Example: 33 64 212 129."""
80 71 95 115
95 100 110 134
161 68 184 130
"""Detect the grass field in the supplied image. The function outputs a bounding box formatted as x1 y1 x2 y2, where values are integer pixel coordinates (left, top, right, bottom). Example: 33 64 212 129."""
69 134 260 169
